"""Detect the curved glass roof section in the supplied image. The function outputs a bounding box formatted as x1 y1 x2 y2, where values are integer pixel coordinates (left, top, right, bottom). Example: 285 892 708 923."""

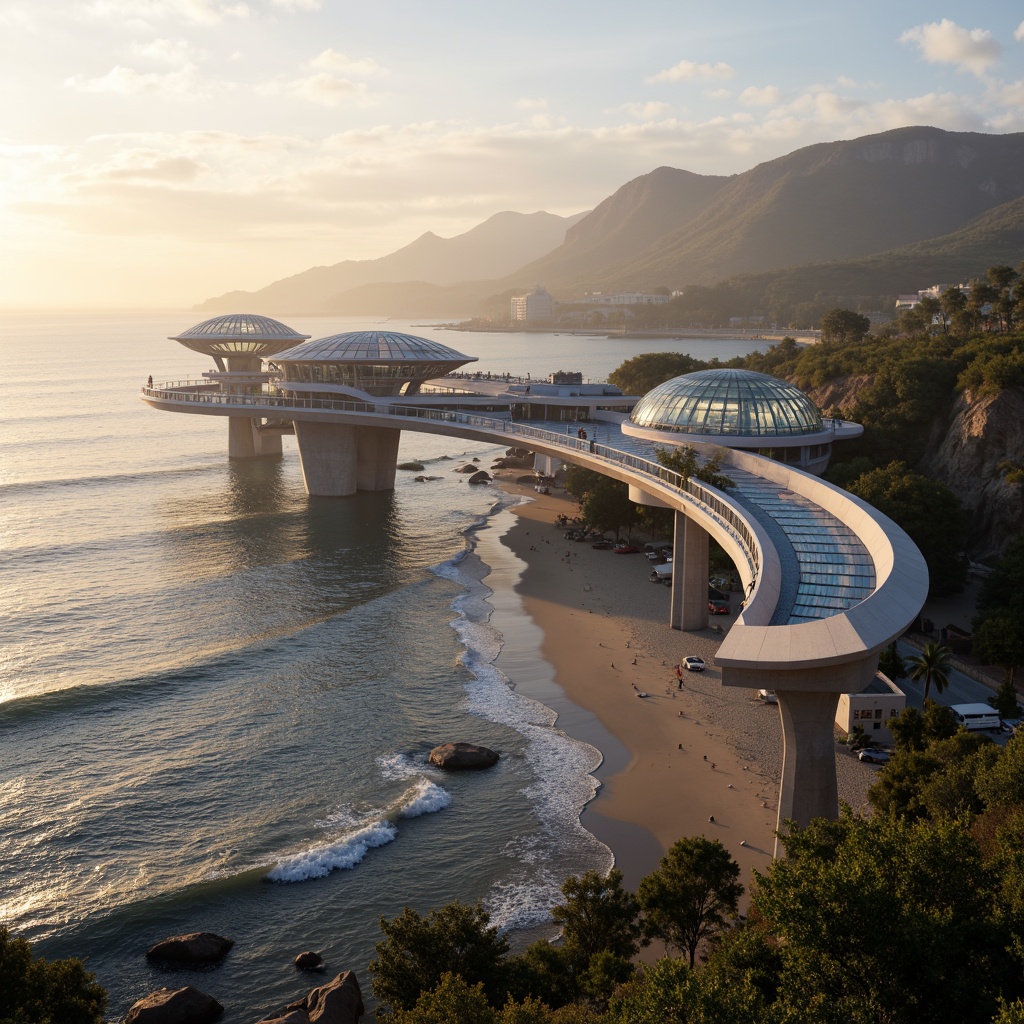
274 331 475 365
630 369 822 438
170 314 309 342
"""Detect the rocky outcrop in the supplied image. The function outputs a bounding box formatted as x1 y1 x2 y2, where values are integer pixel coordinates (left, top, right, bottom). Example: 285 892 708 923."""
145 933 234 965
125 985 223 1023
397 462 425 471
257 971 364 1024
428 742 499 770
805 374 872 416
467 471 492 485
919 387 1024 559
294 951 324 971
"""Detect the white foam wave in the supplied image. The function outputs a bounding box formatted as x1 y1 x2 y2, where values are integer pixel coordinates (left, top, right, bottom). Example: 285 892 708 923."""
485 867 565 933
267 821 397 883
376 751 429 781
398 778 452 818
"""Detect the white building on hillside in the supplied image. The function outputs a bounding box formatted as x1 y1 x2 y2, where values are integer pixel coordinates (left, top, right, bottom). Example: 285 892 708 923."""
511 285 554 322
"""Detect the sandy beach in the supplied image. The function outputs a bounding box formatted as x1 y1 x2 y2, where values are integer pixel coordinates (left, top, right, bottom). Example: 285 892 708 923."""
489 471 875 900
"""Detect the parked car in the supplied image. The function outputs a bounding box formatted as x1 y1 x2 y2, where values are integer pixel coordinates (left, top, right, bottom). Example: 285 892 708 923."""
709 599 729 615
757 689 777 704
613 543 641 554
857 748 891 765
683 656 705 672
591 540 614 550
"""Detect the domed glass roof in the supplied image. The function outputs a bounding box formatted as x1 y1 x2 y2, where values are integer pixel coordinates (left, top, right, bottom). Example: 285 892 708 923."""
630 368 822 437
170 314 309 342
273 331 474 364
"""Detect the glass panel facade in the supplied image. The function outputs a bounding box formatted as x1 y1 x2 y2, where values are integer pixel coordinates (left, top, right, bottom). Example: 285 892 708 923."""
630 369 822 437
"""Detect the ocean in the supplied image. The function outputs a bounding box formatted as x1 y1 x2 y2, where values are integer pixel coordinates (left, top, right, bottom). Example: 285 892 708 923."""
0 312 766 1021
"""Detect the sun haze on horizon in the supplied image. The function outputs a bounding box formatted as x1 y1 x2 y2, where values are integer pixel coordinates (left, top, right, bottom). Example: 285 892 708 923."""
1 0 1022 311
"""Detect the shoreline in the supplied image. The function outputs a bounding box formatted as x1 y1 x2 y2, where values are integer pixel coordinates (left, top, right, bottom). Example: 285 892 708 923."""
486 471 876 900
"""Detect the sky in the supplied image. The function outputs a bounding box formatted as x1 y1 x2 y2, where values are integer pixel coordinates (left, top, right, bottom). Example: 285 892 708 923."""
2 1 1023 310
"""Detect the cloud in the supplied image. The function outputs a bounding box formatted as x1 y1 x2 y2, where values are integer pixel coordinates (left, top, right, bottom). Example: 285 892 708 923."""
609 101 672 120
646 59 734 84
739 85 781 106
514 97 548 111
308 49 388 76
899 19 1002 77
78 0 252 26
1016 21 1024 42
64 63 212 99
256 73 375 107
130 37 204 65
271 0 321 9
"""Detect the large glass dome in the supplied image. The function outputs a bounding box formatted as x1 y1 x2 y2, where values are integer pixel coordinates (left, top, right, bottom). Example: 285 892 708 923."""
170 314 310 355
272 331 476 397
630 368 822 437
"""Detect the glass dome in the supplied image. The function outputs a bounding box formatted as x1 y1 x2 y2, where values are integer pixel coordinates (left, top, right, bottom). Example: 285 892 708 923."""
272 331 476 397
170 314 310 355
630 368 822 437
272 332 473 364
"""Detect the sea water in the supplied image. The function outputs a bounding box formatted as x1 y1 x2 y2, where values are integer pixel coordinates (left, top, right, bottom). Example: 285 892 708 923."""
0 312 765 1020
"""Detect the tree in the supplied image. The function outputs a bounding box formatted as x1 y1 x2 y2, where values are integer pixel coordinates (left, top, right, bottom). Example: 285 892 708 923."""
819 308 871 346
581 477 638 539
877 641 906 681
848 461 969 597
906 642 952 700
637 837 743 967
0 927 106 1024
655 446 733 490
974 536 1024 692
754 813 1009 1024
550 869 643 967
390 973 497 1024
608 353 708 396
370 902 510 1013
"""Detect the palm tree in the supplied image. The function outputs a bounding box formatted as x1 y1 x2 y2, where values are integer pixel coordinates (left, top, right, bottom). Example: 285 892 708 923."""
907 642 952 701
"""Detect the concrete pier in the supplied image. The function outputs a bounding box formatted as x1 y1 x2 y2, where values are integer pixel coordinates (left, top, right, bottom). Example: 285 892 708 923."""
293 421 359 496
671 511 709 631
356 426 401 491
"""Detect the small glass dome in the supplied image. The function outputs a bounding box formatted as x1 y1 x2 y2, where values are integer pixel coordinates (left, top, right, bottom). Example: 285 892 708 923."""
170 314 310 356
630 368 822 437
272 332 473 364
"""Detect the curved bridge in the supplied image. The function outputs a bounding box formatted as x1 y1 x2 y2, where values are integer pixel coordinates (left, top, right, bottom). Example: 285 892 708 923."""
142 381 928 845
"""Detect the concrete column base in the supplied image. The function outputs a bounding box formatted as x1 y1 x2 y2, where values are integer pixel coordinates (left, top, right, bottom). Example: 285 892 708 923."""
293 421 358 496
774 688 842 853
228 416 262 458
258 430 283 457
356 426 401 491
671 512 709 631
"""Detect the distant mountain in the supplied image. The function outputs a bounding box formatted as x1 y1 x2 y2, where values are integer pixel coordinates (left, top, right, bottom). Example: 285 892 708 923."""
506 126 1024 294
194 210 586 314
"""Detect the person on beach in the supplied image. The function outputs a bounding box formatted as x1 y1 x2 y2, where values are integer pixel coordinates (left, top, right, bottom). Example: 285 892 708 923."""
675 664 683 688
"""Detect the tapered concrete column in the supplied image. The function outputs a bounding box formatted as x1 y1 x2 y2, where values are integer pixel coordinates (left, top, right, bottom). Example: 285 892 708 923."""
228 417 261 458
356 426 401 491
775 688 842 852
671 511 709 630
293 421 358 496
258 430 283 457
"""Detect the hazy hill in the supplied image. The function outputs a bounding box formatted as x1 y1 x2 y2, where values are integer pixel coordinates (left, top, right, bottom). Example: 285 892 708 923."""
194 210 586 314
514 126 1024 293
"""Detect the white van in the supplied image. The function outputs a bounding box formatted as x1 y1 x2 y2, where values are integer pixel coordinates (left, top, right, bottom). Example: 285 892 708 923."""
950 703 1000 731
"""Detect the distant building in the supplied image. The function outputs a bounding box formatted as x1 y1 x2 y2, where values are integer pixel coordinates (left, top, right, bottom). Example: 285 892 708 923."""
574 291 671 306
511 285 555 322
835 672 905 746
896 282 971 310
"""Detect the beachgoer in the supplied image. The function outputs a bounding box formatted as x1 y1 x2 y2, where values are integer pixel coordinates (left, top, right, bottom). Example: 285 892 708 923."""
703 755 708 761
708 815 714 822
147 375 153 388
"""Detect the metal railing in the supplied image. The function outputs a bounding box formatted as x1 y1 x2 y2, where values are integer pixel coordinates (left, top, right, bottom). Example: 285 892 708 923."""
142 382 760 576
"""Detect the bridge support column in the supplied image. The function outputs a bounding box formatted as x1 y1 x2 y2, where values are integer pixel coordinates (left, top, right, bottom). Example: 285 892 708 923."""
228 417 262 458
671 511 709 631
258 430 283 457
534 454 562 477
356 426 401 491
775 689 842 855
293 421 358 496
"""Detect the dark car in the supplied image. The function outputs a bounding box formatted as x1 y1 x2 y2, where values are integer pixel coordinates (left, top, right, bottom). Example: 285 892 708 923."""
709 599 729 615
591 540 614 549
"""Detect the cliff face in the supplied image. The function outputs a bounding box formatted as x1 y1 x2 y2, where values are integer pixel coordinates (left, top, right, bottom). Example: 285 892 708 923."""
920 387 1024 560
804 377 1023 559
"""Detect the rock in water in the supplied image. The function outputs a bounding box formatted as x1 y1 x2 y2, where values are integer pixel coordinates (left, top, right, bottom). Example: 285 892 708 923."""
145 933 234 965
467 471 492 485
294 951 324 970
125 985 223 1023
258 971 364 1023
396 462 425 471
428 742 499 770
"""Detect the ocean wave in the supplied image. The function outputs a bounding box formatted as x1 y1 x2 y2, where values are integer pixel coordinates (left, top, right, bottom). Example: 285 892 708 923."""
267 821 398 883
376 751 430 780
398 778 452 818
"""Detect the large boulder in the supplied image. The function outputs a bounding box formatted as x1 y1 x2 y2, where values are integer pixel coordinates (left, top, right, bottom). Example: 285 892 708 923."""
294 951 324 971
467 471 492 485
257 971 364 1024
145 933 234 965
125 985 223 1024
428 742 499 770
